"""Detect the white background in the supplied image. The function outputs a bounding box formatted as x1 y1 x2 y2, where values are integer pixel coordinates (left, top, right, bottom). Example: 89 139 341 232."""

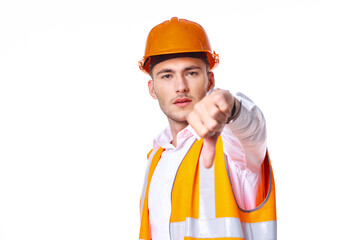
1 0 359 239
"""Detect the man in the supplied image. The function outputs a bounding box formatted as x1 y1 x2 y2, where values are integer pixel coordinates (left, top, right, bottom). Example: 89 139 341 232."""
138 17 276 240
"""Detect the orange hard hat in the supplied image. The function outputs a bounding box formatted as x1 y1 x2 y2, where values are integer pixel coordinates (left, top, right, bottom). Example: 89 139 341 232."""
138 17 219 74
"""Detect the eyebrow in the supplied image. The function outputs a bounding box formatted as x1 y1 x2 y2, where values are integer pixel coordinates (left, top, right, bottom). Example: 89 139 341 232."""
184 65 202 71
155 65 202 76
156 68 174 76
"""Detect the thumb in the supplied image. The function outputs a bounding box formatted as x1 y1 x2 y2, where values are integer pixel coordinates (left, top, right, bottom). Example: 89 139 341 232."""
202 132 220 169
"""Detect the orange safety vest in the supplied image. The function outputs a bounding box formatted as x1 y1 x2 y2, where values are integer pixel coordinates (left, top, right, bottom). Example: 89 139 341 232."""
139 136 277 240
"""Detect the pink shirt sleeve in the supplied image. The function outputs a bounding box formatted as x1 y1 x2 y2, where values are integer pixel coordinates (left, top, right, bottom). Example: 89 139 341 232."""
221 92 267 210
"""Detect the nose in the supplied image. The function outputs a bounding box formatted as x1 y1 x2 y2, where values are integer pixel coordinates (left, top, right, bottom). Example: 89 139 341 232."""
175 75 189 94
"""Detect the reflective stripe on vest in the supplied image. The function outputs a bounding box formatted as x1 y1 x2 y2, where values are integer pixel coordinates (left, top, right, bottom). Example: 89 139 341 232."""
139 136 277 240
170 218 277 239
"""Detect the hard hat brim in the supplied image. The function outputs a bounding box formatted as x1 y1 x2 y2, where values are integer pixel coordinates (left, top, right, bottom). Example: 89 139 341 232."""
139 50 219 75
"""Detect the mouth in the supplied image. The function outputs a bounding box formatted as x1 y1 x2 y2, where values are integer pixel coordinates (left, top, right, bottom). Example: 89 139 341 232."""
173 97 192 107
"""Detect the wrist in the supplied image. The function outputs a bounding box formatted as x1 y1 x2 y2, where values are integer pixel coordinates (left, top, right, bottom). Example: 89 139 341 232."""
226 97 241 124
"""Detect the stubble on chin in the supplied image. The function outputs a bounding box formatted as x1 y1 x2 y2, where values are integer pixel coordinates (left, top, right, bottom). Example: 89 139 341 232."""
158 101 192 125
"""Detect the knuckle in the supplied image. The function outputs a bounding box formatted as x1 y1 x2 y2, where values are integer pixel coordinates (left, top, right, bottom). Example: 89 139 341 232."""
205 120 218 132
193 103 202 113
193 104 199 111
212 92 224 102
209 108 219 119
198 128 208 138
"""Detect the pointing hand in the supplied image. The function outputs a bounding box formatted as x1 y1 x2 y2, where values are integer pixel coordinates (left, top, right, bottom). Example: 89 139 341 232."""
187 89 237 168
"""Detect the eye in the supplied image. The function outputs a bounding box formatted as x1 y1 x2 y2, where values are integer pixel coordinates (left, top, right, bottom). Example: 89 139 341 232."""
187 71 198 77
161 74 172 79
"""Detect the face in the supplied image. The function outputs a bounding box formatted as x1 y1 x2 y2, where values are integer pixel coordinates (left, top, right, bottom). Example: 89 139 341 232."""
148 57 215 125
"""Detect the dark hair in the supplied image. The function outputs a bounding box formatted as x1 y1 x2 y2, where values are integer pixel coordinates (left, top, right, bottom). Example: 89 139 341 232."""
149 52 210 77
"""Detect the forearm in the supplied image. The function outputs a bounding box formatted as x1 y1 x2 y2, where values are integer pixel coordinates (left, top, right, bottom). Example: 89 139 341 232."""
222 92 267 172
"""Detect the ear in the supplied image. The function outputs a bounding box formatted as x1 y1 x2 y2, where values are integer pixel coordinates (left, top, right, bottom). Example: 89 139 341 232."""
207 71 215 92
148 80 158 99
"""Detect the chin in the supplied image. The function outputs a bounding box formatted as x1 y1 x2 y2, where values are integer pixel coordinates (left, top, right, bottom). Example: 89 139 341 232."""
173 116 188 123
162 106 192 124
167 114 189 124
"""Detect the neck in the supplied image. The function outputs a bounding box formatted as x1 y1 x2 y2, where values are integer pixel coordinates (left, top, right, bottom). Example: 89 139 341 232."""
168 119 188 148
